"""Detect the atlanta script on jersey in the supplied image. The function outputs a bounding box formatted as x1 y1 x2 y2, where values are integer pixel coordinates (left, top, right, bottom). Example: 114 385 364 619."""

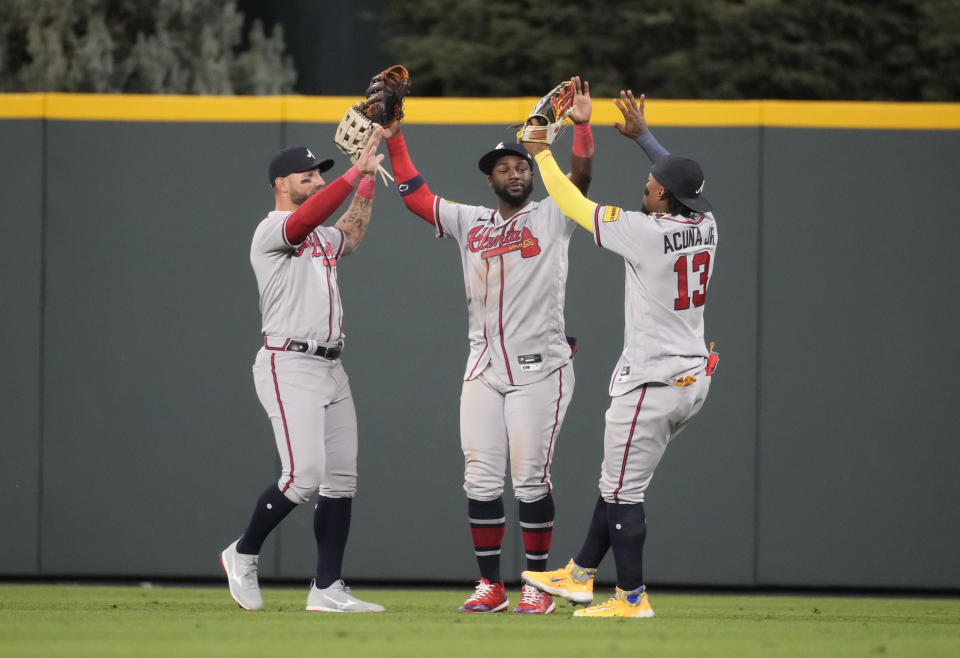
432 196 576 386
251 210 347 343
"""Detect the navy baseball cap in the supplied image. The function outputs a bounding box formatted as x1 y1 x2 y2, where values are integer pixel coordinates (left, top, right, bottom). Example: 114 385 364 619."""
651 154 712 213
268 146 334 186
478 142 535 175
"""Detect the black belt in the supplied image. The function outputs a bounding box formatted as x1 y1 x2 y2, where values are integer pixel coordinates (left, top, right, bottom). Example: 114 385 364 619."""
286 340 342 359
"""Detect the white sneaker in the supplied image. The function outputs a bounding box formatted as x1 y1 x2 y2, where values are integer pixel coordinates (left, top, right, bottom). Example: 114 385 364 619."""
306 579 385 613
220 539 263 611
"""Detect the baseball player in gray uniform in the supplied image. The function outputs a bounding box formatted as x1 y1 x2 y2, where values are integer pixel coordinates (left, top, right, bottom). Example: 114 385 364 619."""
379 78 595 614
520 90 719 618
220 130 387 613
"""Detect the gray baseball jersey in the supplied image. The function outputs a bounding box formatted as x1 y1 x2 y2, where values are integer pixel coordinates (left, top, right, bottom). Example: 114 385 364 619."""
591 208 718 395
434 196 576 386
251 211 346 344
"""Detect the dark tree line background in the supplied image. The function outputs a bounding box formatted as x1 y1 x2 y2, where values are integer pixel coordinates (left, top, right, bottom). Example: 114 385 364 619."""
2 0 958 100
381 0 960 100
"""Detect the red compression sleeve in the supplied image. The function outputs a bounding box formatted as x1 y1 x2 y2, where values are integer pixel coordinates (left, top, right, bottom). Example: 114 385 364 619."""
284 166 361 245
387 134 438 226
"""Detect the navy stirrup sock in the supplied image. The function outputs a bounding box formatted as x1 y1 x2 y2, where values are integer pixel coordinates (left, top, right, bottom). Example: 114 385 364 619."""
314 496 353 589
468 497 505 583
574 496 611 569
519 494 555 572
607 501 647 591
236 484 297 555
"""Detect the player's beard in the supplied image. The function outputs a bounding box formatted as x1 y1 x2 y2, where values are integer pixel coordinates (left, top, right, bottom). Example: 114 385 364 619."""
641 185 651 213
290 186 321 206
492 178 533 208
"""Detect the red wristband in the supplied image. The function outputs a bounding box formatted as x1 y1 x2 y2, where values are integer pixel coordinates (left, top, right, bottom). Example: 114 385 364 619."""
341 165 362 187
357 177 375 199
572 123 594 158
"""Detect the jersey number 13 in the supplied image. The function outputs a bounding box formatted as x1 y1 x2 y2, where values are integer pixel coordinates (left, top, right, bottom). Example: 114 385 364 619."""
673 251 711 310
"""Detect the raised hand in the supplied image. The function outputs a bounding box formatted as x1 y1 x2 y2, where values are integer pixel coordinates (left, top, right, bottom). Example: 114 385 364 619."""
381 118 402 140
570 76 592 125
613 90 649 139
356 127 385 178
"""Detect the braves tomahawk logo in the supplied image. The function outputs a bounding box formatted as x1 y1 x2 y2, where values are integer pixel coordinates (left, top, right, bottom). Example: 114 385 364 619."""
467 221 541 260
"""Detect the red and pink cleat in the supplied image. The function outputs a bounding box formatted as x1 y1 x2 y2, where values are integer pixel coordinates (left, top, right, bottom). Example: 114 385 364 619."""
458 578 509 613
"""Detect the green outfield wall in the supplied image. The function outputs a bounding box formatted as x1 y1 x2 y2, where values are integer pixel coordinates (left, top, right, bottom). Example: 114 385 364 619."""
1 95 958 591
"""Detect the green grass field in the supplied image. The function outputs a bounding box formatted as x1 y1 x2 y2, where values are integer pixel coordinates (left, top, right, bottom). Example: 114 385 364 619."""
1 583 958 658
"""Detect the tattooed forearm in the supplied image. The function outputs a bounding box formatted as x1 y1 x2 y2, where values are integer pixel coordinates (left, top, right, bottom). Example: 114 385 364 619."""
335 194 373 256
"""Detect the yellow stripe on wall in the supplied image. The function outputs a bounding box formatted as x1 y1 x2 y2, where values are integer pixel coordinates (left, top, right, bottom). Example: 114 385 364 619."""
759 101 960 130
1 93 958 129
0 94 45 118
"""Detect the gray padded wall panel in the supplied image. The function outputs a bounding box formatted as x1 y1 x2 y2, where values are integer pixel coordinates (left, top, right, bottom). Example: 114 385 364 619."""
39 121 284 576
756 129 960 588
0 120 43 573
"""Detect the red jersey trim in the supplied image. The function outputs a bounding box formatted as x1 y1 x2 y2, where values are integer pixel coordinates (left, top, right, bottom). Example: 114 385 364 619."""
335 229 344 340
281 215 294 249
434 197 444 237
497 208 533 224
466 344 488 380
333 275 344 341
466 258 491 379
539 365 565 489
325 264 335 342
655 212 706 225
497 253 515 385
264 336 291 351
593 205 603 247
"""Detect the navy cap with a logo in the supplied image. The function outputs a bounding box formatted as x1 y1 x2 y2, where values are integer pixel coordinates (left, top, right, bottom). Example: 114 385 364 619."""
268 146 334 186
651 154 712 213
478 142 535 175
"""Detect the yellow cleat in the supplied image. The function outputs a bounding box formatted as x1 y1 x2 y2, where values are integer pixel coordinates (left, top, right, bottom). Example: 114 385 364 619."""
573 586 655 618
521 559 595 605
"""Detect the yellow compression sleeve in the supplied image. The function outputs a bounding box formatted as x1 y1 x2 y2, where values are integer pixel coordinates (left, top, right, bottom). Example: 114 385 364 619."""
534 150 598 233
